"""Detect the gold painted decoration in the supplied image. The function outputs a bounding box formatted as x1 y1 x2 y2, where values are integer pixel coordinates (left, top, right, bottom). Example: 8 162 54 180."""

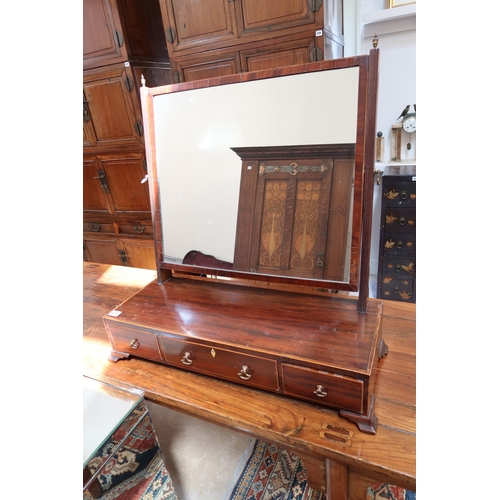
384 189 399 200
383 276 394 284
401 262 414 273
386 213 397 225
384 239 395 249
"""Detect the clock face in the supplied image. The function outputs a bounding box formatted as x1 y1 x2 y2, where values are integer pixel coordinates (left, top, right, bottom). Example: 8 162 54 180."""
402 114 416 133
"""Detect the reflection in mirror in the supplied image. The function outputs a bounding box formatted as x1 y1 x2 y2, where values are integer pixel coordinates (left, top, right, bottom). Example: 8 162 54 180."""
152 64 361 289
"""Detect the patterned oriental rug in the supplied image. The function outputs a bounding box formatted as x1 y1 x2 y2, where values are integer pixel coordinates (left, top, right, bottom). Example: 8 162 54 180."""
227 440 416 500
84 405 178 500
227 440 324 500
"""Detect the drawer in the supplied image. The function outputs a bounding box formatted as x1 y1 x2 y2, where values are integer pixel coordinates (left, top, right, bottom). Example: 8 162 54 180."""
119 223 154 236
382 256 415 277
105 323 163 362
379 276 415 302
281 364 364 414
83 222 116 234
382 208 415 233
381 232 415 257
158 336 279 391
382 181 416 207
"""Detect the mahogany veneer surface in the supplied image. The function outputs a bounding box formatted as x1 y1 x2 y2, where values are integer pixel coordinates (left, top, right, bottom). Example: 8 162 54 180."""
104 277 382 374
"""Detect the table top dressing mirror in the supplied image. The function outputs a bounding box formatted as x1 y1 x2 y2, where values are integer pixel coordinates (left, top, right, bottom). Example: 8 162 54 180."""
140 49 379 312
104 50 386 434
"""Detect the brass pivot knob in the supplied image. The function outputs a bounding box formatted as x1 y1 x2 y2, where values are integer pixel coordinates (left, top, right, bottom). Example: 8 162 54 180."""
314 385 328 397
129 339 140 349
238 365 253 380
181 352 194 365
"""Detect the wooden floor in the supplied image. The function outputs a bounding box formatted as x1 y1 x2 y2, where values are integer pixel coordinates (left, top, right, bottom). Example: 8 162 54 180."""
83 262 416 500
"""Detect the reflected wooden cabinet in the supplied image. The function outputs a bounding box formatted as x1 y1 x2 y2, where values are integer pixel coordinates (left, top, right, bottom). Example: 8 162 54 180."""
232 144 355 282
159 0 344 83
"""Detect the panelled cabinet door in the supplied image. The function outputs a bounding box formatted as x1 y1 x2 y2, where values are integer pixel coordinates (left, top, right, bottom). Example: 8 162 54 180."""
83 64 144 149
84 153 151 215
240 35 318 72
99 154 151 213
83 0 128 70
84 235 124 266
160 0 238 54
119 238 157 270
83 158 112 212
237 0 320 38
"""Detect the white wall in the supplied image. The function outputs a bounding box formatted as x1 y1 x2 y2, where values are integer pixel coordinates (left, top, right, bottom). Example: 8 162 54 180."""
346 1 416 295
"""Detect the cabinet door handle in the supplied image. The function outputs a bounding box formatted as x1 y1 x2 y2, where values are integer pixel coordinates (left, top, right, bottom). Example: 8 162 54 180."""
400 190 408 200
314 385 328 397
399 217 406 225
181 352 193 365
238 365 253 380
129 339 140 349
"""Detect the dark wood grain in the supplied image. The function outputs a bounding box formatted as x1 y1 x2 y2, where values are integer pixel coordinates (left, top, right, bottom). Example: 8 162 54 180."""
83 263 416 499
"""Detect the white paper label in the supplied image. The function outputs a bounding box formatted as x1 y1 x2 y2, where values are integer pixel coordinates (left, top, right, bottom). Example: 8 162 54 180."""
316 30 323 37
108 310 122 317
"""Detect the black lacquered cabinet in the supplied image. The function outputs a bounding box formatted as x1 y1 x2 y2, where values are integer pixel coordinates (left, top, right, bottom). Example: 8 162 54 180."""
377 165 416 303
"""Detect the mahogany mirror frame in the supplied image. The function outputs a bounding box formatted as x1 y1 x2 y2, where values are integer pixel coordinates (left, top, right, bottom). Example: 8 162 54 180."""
140 49 379 313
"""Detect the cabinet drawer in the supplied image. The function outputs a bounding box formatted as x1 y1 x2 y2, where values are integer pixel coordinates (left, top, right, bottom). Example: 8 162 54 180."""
379 276 415 302
281 363 364 413
83 222 116 234
106 323 163 362
382 181 416 207
158 336 278 391
381 232 415 257
382 256 415 277
383 208 415 233
119 223 153 236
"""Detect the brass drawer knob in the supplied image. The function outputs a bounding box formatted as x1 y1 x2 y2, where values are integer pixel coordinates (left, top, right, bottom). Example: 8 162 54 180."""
181 351 193 365
314 385 328 397
129 339 140 349
238 365 253 380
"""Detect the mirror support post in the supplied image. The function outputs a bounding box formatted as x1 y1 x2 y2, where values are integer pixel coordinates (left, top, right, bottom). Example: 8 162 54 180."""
358 48 379 313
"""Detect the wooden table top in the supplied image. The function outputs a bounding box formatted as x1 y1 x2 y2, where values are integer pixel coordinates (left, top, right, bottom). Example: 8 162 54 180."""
83 262 416 491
